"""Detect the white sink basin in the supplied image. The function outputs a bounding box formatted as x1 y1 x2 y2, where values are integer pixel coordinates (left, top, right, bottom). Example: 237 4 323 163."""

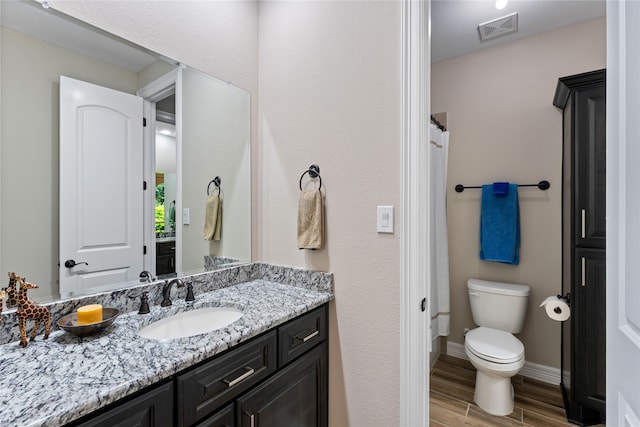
138 307 244 340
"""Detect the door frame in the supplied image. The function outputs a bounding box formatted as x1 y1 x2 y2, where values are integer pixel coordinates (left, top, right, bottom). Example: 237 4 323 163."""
137 68 180 276
401 0 430 425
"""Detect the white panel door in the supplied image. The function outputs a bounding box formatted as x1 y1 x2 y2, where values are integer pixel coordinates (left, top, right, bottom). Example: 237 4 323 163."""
607 2 640 425
59 76 144 297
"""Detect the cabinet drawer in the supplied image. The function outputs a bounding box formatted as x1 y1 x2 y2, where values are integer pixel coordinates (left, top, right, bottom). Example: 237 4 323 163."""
74 381 173 427
177 331 277 427
278 305 326 367
157 241 176 255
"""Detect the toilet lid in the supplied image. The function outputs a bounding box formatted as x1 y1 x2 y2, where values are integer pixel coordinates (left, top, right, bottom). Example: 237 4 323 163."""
465 327 524 364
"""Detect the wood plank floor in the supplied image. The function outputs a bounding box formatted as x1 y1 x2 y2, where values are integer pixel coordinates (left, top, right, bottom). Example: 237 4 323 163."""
430 355 606 427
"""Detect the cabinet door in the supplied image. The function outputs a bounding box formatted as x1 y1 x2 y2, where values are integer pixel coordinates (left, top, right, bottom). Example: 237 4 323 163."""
574 85 606 248
195 403 235 427
156 254 174 275
75 381 173 427
573 248 606 412
237 344 327 427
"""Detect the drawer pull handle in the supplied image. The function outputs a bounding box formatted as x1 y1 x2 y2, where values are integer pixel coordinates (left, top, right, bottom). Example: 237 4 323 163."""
297 330 320 343
250 414 255 427
223 367 255 388
581 257 586 287
581 209 586 239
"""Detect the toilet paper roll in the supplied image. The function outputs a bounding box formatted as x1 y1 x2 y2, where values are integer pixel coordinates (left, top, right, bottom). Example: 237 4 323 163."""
539 296 570 321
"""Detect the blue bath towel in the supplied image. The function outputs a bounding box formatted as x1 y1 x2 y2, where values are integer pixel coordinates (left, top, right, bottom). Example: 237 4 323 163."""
480 183 520 265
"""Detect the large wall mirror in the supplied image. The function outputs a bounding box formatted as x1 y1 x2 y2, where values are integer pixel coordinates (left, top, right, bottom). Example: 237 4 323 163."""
0 0 251 302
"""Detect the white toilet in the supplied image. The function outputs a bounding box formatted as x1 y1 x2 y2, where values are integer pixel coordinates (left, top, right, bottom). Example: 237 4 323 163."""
464 278 530 416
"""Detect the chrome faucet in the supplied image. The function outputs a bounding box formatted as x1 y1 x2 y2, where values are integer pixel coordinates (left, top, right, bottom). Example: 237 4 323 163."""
139 271 153 283
161 278 184 307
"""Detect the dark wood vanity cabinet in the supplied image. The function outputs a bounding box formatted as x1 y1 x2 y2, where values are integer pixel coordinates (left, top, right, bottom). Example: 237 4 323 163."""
554 69 606 425
69 304 328 427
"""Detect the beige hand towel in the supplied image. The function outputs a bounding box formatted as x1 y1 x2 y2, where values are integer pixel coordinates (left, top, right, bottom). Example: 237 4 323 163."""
203 195 222 241
297 190 323 250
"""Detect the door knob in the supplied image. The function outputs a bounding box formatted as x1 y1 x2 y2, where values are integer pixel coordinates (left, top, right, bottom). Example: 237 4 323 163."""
64 259 88 268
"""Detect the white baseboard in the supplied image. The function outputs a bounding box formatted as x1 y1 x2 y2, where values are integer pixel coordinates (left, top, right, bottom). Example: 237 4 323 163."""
446 341 561 385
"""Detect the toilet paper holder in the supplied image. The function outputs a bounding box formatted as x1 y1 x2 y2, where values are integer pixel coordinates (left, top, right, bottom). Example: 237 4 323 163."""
556 293 571 305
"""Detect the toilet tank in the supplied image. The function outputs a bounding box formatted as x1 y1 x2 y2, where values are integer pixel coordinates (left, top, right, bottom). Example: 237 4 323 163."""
467 279 530 333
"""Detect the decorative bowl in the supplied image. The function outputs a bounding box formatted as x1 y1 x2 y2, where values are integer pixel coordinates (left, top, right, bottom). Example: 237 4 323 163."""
56 308 120 336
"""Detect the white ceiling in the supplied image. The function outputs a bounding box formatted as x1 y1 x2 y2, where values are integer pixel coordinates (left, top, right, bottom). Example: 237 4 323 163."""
3 0 606 69
431 0 606 63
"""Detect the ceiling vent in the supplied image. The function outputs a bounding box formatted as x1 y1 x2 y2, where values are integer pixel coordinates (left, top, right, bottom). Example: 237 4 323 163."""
478 12 518 41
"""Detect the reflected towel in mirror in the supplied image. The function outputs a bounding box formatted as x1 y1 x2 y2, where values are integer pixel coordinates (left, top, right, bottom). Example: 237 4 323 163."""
203 195 222 241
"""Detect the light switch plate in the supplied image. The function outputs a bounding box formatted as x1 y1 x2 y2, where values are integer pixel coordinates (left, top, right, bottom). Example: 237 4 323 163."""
377 206 394 233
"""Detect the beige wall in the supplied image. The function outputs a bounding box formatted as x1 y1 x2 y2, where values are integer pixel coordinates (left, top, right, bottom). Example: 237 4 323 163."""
56 2 401 424
258 2 401 424
432 17 606 368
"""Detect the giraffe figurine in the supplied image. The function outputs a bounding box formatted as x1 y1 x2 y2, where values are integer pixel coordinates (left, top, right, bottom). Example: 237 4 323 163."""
5 272 18 308
15 276 50 348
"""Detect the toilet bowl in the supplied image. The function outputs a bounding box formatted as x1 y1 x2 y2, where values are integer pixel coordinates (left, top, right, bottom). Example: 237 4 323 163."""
465 279 530 416
464 326 525 416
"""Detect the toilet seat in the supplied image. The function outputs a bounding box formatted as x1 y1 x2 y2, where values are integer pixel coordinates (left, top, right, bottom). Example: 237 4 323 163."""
465 327 524 364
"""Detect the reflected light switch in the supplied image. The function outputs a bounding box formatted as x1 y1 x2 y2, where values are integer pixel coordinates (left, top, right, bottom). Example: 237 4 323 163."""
183 208 190 225
377 206 394 233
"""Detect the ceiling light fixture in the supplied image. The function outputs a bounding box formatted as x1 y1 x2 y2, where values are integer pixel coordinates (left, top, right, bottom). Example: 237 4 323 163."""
495 0 508 10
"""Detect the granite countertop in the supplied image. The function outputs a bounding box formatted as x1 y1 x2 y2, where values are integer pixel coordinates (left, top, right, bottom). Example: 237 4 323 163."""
0 279 333 427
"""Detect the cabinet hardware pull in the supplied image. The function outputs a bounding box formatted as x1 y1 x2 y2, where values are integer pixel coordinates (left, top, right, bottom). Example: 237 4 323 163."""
223 366 255 387
296 330 319 343
250 414 255 427
581 257 586 287
581 209 586 239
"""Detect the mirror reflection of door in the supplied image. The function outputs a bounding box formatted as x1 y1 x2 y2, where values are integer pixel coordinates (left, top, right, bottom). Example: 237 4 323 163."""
154 94 177 276
59 76 144 297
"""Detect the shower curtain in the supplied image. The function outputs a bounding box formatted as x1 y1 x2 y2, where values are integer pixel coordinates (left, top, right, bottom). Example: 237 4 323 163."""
430 123 450 349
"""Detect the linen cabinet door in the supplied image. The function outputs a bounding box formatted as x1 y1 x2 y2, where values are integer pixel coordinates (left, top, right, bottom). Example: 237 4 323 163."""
573 84 606 249
237 344 327 427
573 247 606 413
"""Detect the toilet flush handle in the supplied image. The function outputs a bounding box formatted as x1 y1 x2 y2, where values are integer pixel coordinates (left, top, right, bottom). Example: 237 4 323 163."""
469 291 481 298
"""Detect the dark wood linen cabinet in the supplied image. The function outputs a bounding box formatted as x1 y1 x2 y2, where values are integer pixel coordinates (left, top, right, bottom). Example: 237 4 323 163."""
553 69 606 426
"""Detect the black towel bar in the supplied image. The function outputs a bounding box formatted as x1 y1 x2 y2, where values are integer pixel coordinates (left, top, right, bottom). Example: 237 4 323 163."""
455 180 550 193
299 164 322 191
207 176 221 195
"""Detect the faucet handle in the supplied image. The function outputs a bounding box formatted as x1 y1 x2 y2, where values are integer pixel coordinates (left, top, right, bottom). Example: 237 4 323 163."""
128 291 151 314
185 282 195 302
138 292 150 314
